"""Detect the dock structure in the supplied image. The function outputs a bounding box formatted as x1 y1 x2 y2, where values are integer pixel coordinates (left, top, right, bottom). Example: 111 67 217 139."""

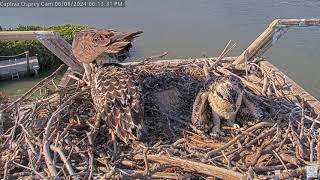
0 54 39 80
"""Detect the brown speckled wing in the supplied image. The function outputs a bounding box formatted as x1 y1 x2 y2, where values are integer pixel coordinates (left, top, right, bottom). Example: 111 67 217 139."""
72 29 143 63
91 64 144 143
191 77 216 132
191 91 213 132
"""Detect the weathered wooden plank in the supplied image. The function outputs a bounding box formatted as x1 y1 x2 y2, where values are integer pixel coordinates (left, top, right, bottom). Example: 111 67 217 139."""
0 31 55 40
36 34 84 73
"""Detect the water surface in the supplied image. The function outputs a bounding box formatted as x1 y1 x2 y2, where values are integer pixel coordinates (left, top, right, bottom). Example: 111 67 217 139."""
0 0 319 98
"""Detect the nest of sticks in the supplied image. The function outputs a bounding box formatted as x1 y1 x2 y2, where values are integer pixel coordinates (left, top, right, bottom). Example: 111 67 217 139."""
1 56 320 179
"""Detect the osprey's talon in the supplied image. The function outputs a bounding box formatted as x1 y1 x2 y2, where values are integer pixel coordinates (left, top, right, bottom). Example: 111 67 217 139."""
233 123 241 129
211 126 225 137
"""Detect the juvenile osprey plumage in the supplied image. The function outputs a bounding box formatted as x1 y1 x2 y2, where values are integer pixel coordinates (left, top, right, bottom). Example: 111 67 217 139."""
192 75 244 136
192 74 269 136
72 29 145 143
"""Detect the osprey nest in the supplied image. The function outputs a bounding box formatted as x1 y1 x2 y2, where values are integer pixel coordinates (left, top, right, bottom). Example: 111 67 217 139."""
1 57 320 179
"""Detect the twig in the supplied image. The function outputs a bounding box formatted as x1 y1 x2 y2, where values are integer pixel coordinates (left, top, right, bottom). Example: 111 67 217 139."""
143 147 150 176
12 161 46 180
50 145 75 176
86 132 94 180
299 100 305 139
42 87 89 177
136 52 169 66
273 150 288 171
206 122 274 158
212 40 237 66
134 154 243 180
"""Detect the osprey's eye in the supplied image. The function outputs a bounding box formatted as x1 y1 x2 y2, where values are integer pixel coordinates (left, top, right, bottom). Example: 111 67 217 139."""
216 91 223 98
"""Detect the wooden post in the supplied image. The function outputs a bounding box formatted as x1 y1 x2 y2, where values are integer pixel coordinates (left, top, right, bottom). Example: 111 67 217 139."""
232 18 320 65
25 51 30 74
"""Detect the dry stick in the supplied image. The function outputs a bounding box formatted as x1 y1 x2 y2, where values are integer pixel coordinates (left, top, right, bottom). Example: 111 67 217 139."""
86 113 101 179
299 100 305 139
309 136 314 163
143 147 150 176
6 105 20 148
279 153 299 166
118 169 182 179
248 62 269 95
244 51 249 79
136 51 169 66
317 130 320 164
86 132 94 180
0 111 4 134
50 145 75 176
3 146 19 179
212 40 236 66
203 61 210 78
54 146 75 179
51 79 58 90
290 129 305 161
42 87 89 177
221 151 231 168
67 74 88 85
24 135 37 155
6 172 33 179
206 122 274 158
273 150 288 171
133 154 243 180
12 161 46 180
271 78 280 97
2 64 65 112
305 115 320 125
276 122 291 152
19 123 41 146
244 125 277 148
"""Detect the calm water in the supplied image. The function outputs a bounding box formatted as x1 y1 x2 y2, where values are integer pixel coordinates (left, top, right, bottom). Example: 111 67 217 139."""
0 0 319 98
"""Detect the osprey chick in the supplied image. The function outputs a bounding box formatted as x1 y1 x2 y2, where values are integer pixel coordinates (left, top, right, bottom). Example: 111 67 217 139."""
192 75 244 136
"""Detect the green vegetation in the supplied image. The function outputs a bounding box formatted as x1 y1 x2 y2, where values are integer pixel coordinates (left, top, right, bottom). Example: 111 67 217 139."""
0 24 91 71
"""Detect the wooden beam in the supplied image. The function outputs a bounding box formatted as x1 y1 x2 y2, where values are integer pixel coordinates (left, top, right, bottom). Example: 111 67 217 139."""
38 36 84 73
277 18 320 27
0 31 56 40
232 18 320 65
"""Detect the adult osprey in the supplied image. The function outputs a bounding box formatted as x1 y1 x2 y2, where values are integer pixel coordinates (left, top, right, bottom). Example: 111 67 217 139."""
72 29 145 143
